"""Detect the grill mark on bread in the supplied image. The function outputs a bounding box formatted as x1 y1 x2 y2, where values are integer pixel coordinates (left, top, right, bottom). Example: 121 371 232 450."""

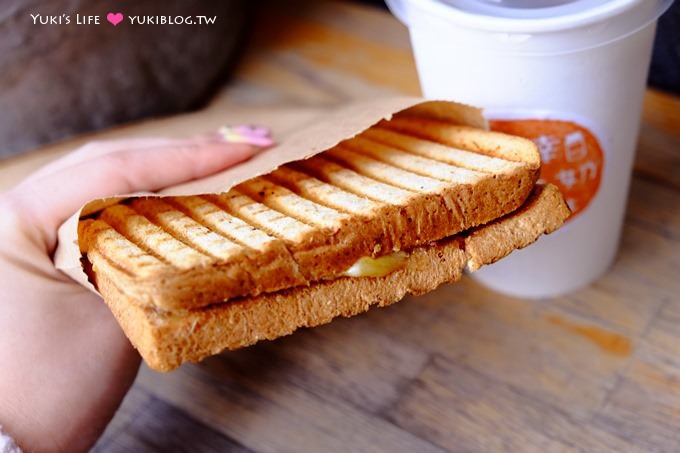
268 166 383 216
169 195 306 294
342 135 484 184
202 191 331 287
363 127 521 174
167 196 270 252
236 176 348 231
79 115 542 313
380 116 541 167
129 198 243 262
88 249 140 293
99 204 211 269
294 154 464 248
268 166 408 253
326 146 447 194
95 184 568 371
80 219 168 277
208 191 316 244
292 157 414 205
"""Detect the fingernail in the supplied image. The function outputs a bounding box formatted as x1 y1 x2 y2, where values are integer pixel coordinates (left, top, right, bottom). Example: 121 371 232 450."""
217 125 275 147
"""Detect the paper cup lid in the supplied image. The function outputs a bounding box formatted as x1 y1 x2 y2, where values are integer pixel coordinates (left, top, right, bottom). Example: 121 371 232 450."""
387 0 674 53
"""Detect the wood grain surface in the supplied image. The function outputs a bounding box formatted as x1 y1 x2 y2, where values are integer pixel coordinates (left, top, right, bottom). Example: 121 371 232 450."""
1 1 678 451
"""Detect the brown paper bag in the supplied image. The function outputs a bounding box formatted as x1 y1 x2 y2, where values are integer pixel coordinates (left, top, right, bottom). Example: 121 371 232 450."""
54 97 486 292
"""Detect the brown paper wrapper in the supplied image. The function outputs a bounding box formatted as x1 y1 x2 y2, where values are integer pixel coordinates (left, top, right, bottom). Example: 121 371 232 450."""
54 97 487 293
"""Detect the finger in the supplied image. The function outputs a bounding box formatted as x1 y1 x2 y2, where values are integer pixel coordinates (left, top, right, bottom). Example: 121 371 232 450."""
25 125 275 182
24 137 208 183
11 140 268 250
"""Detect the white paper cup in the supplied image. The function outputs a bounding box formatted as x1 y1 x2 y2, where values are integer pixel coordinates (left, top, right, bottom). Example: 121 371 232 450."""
387 0 674 298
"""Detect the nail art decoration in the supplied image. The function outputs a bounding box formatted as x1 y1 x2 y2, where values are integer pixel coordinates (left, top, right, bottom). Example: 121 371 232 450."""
218 125 274 146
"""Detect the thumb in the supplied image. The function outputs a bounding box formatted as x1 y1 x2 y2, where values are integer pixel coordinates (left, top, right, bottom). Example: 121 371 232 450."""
8 135 272 251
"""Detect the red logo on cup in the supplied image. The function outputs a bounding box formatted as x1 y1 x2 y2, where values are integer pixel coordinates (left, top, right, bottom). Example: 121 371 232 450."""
490 119 604 220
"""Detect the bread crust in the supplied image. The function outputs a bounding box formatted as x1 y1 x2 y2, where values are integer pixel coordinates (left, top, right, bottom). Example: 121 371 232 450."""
98 237 468 372
80 120 540 311
95 184 568 372
465 184 571 271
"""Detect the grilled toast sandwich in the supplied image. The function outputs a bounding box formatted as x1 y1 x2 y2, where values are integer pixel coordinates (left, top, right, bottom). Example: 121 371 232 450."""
78 112 569 371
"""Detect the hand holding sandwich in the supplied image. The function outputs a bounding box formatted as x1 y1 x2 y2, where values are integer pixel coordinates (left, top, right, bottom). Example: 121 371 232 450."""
0 107 571 450
0 131 272 451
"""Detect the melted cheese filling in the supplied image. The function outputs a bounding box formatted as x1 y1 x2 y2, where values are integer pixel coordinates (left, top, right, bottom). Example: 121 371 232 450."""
342 251 409 278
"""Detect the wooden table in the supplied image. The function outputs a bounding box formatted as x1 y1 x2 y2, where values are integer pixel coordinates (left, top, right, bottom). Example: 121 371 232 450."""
2 1 679 451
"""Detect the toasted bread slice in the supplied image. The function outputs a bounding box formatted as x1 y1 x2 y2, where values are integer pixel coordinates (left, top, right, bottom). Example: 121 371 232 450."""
94 184 570 371
464 184 569 271
377 115 542 166
79 116 540 311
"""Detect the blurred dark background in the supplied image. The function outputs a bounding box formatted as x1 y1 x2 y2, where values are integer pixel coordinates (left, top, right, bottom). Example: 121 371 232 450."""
0 0 251 159
0 0 677 160
648 0 680 95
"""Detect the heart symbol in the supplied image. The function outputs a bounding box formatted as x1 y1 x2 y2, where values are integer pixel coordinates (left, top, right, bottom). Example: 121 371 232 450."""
106 12 124 26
